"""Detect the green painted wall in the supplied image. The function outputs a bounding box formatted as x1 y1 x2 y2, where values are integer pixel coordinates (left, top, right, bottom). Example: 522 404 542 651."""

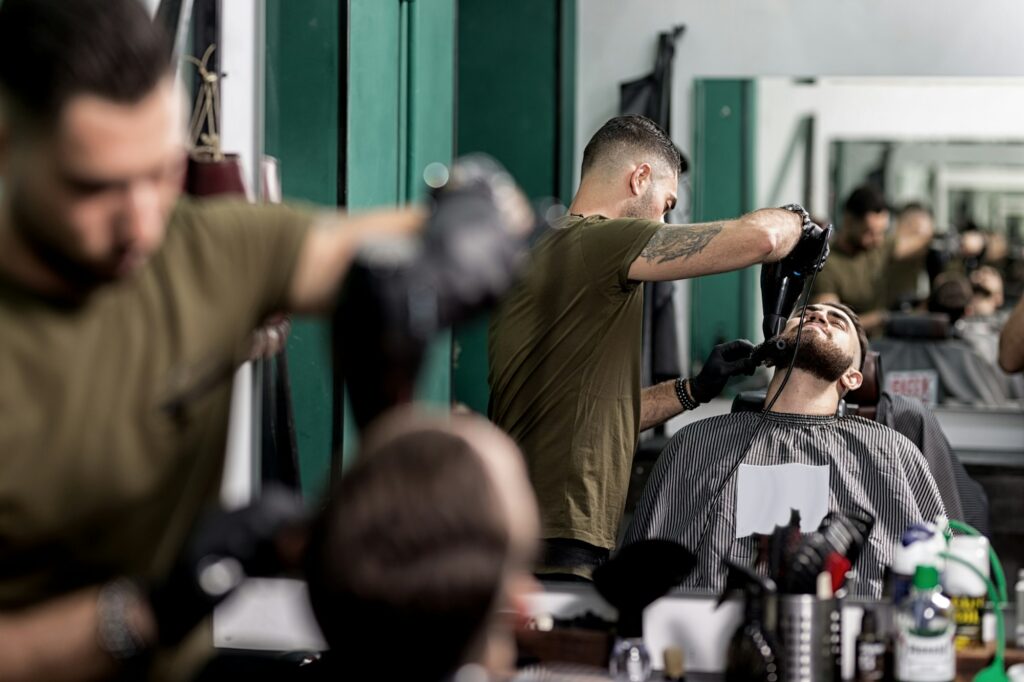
690 79 758 364
453 0 576 415
264 0 339 500
266 0 456 496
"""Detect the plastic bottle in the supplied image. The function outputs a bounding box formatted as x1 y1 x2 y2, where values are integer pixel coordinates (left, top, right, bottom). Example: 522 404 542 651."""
894 565 955 682
943 535 990 650
721 564 781 682
890 523 947 606
856 609 888 681
1016 568 1024 649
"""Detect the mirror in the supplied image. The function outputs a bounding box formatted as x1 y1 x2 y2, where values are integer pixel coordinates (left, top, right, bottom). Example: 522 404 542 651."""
647 75 1024 593
756 76 1024 403
655 76 1024 596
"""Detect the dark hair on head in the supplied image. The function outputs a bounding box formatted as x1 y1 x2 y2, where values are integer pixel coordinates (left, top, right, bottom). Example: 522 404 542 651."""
843 185 890 221
898 201 932 218
928 273 972 325
0 0 171 128
306 428 509 682
819 301 870 371
581 114 683 178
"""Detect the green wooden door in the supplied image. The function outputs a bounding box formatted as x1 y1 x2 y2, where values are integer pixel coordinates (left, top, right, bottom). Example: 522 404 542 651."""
266 0 456 498
452 0 576 415
690 79 759 365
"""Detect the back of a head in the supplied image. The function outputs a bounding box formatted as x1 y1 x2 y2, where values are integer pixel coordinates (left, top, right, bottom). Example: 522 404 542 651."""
580 114 682 179
307 428 509 681
843 185 889 222
929 273 972 325
0 0 170 129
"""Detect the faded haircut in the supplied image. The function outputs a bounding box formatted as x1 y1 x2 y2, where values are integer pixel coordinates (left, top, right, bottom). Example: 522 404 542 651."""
581 114 683 179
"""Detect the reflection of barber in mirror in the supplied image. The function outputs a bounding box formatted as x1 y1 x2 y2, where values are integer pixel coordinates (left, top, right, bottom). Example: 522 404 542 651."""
811 187 934 335
624 303 946 598
490 114 820 579
0 0 523 679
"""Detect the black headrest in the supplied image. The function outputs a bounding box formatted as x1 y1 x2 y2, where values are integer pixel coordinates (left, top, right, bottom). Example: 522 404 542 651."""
846 350 883 412
885 313 951 340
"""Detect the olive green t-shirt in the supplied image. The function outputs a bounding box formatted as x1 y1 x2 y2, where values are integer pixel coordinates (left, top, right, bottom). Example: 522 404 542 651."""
488 214 662 550
811 236 897 313
0 197 311 663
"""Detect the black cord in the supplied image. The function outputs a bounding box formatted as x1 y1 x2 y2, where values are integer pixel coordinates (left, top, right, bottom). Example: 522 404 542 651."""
691 232 830 556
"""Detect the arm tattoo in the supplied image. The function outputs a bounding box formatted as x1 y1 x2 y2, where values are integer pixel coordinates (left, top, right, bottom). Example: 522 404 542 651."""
640 223 724 264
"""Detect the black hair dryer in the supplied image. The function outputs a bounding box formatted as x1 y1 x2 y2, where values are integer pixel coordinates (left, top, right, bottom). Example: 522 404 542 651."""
760 223 833 340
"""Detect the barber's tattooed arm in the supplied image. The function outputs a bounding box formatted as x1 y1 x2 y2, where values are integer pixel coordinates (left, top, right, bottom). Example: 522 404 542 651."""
639 223 723 264
627 208 803 282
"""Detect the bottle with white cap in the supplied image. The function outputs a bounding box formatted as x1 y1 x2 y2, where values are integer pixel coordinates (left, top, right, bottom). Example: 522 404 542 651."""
943 535 990 650
1016 568 1024 649
894 565 955 682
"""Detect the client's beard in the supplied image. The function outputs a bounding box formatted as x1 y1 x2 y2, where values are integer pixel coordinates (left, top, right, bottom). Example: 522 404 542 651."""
777 326 854 383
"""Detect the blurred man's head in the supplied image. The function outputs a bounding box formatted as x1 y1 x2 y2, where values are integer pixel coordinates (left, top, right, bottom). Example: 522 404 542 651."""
578 115 682 222
306 411 539 681
0 0 185 290
929 273 973 324
777 302 867 393
968 266 1004 317
841 185 890 253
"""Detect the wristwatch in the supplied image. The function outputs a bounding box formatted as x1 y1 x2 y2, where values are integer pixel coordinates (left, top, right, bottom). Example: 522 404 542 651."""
96 578 152 663
780 203 814 235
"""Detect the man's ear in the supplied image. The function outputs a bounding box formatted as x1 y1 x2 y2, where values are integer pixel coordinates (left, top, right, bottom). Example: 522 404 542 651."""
629 163 652 196
839 367 863 393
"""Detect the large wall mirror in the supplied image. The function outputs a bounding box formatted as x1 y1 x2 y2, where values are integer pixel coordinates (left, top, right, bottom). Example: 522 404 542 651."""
674 76 1024 594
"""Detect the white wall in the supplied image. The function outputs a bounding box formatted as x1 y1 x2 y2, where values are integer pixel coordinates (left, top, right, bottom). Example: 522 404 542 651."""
576 0 1024 192
756 78 1024 216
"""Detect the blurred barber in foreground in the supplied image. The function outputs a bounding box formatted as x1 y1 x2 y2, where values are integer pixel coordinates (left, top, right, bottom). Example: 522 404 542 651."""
0 0 528 679
489 114 827 578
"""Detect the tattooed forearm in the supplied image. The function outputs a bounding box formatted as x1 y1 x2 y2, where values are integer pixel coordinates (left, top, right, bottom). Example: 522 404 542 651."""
640 223 724 264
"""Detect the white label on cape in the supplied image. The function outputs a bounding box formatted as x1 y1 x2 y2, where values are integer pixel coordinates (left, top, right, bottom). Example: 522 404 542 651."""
735 463 829 538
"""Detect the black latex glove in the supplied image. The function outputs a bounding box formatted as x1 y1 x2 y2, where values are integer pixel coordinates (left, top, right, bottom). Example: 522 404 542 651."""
334 154 537 430
148 485 308 645
690 339 757 403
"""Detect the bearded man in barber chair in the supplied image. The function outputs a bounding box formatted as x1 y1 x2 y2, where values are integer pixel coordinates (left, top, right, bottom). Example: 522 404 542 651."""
624 303 946 598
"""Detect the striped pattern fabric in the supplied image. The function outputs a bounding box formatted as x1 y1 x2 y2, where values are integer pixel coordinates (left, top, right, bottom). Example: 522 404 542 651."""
623 411 947 598
876 392 990 536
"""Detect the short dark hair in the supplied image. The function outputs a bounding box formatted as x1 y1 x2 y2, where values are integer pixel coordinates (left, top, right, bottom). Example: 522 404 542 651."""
816 301 869 371
843 185 889 221
898 201 932 218
0 0 171 128
581 114 683 178
928 273 972 324
306 429 509 681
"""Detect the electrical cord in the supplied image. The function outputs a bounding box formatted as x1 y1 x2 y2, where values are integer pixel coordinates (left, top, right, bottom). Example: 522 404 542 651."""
692 230 831 562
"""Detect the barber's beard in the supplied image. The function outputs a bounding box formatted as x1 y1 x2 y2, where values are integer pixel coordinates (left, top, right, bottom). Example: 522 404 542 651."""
620 189 659 220
778 326 853 383
10 192 117 292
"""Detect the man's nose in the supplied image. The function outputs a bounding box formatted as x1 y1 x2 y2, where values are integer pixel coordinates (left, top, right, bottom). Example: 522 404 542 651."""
120 180 160 243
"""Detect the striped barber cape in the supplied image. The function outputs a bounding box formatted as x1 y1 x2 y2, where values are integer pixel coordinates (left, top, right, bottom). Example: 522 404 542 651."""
623 411 946 598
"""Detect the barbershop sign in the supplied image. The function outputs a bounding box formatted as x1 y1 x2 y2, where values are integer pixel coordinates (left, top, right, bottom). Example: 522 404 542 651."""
885 370 939 407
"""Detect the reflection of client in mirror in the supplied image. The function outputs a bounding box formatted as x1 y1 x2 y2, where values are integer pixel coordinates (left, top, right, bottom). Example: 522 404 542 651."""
624 303 946 598
811 186 934 335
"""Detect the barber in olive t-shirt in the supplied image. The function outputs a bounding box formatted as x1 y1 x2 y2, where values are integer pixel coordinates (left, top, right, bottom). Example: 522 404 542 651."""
488 115 806 577
0 2 428 679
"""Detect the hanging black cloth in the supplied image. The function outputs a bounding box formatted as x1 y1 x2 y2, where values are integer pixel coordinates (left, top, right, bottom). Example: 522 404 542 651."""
619 25 687 397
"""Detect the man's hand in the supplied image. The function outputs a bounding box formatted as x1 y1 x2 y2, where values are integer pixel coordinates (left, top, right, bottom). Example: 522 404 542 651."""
148 485 308 645
690 339 757 404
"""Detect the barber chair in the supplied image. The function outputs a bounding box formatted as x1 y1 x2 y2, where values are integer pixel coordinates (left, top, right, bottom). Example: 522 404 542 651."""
726 351 991 536
874 313 1012 407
